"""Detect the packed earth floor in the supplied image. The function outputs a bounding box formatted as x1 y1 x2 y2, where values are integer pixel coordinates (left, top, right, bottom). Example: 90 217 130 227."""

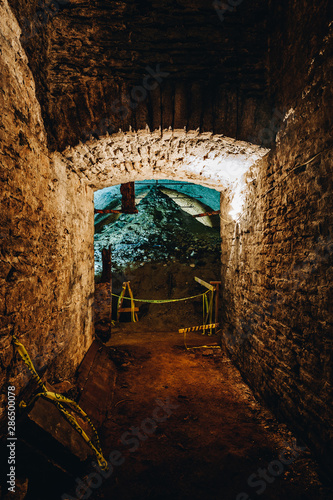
63 327 332 500
6 184 330 500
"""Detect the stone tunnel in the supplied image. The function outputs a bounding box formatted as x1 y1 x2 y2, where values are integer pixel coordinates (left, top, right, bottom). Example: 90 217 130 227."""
0 0 332 498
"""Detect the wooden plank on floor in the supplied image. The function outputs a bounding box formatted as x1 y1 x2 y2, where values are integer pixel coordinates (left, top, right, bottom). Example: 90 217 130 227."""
76 339 101 391
77 341 117 427
27 395 92 462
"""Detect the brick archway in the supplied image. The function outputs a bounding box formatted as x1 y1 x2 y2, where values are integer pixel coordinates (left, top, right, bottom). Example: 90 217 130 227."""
53 129 269 192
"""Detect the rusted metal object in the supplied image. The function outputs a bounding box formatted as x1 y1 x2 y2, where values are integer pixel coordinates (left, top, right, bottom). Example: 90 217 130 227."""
120 182 138 213
193 210 220 217
101 245 112 283
77 340 117 427
100 245 112 339
94 209 122 214
94 182 138 214
210 281 221 326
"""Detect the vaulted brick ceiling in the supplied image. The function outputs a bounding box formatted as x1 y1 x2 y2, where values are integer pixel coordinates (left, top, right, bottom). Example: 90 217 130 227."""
9 0 271 150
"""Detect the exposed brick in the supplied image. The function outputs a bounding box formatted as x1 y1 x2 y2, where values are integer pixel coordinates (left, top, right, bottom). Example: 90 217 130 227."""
0 1 94 407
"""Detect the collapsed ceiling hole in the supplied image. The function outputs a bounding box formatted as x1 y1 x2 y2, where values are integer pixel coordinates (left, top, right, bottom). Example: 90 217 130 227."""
94 180 221 276
94 180 222 333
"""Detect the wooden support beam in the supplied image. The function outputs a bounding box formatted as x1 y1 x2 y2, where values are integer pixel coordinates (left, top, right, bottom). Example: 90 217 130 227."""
101 245 112 339
193 210 220 218
210 281 221 326
101 246 112 283
195 276 215 291
94 181 138 214
94 209 122 214
120 182 138 214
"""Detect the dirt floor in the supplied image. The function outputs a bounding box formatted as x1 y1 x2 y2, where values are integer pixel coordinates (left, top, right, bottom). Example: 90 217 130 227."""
87 188 332 499
5 253 331 499
94 258 222 337
76 327 332 500
6 327 332 500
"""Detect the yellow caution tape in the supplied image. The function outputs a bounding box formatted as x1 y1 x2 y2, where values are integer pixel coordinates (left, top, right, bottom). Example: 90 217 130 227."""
182 327 222 351
117 282 137 322
29 391 102 452
179 323 219 334
52 400 107 470
117 282 127 321
112 289 210 304
12 336 108 471
13 338 47 392
202 288 214 335
194 276 215 291
127 282 136 323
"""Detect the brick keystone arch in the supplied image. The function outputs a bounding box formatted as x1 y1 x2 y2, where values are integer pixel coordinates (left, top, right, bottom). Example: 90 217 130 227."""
53 129 269 192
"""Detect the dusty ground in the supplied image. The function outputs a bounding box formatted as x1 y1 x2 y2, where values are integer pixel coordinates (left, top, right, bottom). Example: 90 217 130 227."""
91 257 332 500
6 328 332 500
81 327 331 500
95 258 222 337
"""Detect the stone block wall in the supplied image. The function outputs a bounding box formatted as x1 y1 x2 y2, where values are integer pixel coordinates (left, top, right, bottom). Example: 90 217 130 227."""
54 130 268 192
8 0 272 151
221 19 333 473
1 0 332 477
0 1 95 424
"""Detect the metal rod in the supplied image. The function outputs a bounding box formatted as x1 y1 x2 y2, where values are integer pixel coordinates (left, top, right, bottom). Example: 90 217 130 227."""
210 281 221 326
95 209 122 214
193 210 220 217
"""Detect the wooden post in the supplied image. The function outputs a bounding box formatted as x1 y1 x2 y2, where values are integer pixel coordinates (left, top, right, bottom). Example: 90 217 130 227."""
210 281 221 327
101 246 112 338
120 182 138 214
94 209 122 214
109 246 112 337
193 210 220 218
101 246 112 283
117 282 139 322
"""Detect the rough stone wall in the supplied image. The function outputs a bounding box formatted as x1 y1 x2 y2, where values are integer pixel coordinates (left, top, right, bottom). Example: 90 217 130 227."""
1 1 331 476
268 0 331 107
8 0 272 151
54 129 269 191
0 1 94 424
221 20 333 473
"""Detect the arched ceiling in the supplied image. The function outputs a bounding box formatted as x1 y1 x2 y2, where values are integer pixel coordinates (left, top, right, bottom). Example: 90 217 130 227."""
53 128 269 191
9 0 272 152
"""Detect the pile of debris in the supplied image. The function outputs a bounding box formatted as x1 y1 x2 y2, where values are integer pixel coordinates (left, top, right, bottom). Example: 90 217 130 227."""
94 186 221 277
